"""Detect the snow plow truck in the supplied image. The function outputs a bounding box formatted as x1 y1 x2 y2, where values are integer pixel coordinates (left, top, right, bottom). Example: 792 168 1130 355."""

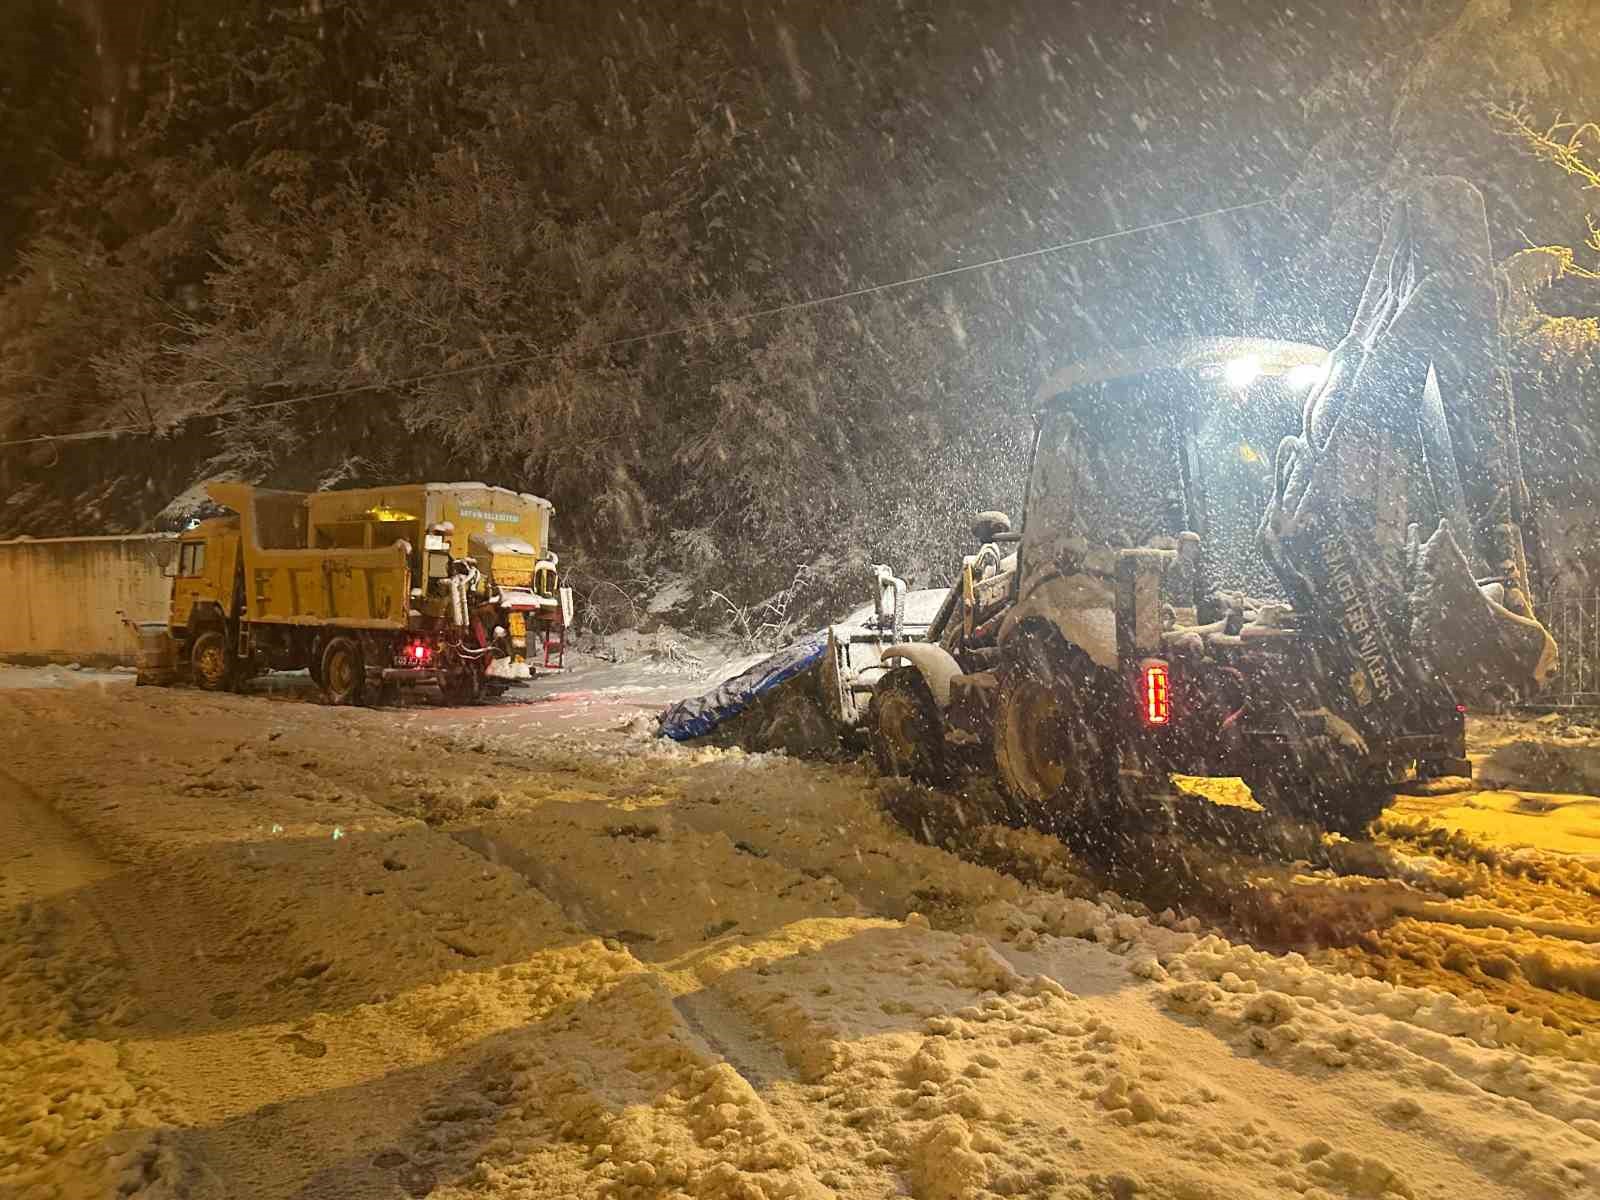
160 481 570 704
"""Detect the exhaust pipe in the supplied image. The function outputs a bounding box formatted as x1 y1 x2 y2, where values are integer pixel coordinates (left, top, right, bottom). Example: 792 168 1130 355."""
871 564 906 644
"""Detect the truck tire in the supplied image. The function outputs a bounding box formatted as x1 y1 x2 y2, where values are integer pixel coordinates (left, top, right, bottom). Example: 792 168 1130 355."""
993 625 1115 835
868 667 946 784
438 664 481 707
369 680 402 708
320 637 365 706
190 629 234 692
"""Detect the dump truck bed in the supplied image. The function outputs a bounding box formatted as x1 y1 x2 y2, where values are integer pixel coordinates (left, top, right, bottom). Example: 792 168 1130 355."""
304 482 553 562
202 481 559 630
205 483 414 628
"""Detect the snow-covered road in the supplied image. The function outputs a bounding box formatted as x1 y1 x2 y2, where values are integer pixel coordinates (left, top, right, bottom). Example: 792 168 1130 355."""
1 676 1596 1199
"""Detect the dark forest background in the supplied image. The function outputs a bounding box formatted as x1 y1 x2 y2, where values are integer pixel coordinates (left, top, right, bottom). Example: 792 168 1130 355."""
2 0 1597 624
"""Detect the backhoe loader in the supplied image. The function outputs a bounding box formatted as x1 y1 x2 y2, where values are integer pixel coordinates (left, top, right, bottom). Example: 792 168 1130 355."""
857 177 1556 836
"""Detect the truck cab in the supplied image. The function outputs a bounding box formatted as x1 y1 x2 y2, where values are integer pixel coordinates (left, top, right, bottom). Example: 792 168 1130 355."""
168 518 243 688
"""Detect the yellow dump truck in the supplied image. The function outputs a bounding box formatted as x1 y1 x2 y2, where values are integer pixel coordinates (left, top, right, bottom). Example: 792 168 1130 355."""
166 481 569 704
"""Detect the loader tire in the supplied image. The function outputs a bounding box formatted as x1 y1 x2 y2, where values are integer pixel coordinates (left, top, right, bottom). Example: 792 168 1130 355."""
868 667 947 785
320 637 366 706
994 625 1118 839
1327 782 1397 835
191 630 234 692
1248 774 1393 838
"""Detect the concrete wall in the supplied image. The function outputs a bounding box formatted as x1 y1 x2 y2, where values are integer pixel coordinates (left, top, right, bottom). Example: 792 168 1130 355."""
0 534 176 666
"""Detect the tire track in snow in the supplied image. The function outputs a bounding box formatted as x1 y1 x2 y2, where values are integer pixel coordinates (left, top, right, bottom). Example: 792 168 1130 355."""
0 767 208 1198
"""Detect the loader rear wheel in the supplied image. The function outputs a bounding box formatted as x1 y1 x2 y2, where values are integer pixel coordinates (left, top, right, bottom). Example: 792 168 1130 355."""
994 626 1117 838
869 668 946 784
320 637 365 706
1326 782 1397 836
1248 774 1394 838
191 630 233 692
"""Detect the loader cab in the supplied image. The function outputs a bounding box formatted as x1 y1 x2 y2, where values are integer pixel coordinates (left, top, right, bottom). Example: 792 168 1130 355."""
1020 338 1331 613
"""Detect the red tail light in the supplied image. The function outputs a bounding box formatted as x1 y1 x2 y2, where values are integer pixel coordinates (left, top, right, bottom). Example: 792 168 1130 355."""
405 641 431 664
1141 661 1170 726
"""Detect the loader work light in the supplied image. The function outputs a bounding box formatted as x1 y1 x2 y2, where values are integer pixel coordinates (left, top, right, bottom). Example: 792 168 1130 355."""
1141 660 1170 726
1223 355 1261 389
1285 361 1330 390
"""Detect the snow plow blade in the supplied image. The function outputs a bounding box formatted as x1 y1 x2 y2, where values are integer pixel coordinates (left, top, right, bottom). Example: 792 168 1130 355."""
657 633 829 742
124 619 177 686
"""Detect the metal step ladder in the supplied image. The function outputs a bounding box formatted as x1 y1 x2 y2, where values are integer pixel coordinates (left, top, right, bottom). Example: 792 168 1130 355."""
542 617 565 670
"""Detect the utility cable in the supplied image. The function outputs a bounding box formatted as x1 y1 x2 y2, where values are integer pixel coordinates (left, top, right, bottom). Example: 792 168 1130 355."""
0 188 1298 449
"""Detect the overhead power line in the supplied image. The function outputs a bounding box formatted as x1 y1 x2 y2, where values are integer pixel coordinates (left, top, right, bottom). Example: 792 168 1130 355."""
1 188 1297 450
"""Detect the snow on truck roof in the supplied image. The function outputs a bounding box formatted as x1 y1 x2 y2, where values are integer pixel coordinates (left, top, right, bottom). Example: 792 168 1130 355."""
202 481 553 512
314 481 554 509
1035 336 1329 405
423 482 554 510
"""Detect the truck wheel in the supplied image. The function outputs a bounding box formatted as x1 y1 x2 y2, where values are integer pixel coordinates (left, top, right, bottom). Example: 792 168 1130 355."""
868 667 946 784
191 630 234 692
320 637 366 706
438 665 481 706
994 626 1112 833
367 680 402 708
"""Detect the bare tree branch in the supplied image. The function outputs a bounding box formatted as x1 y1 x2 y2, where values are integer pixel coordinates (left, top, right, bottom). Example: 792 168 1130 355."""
1490 103 1600 280
1490 103 1600 191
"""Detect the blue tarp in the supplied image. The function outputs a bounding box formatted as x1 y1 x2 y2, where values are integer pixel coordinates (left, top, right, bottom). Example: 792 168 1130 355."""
657 632 828 741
